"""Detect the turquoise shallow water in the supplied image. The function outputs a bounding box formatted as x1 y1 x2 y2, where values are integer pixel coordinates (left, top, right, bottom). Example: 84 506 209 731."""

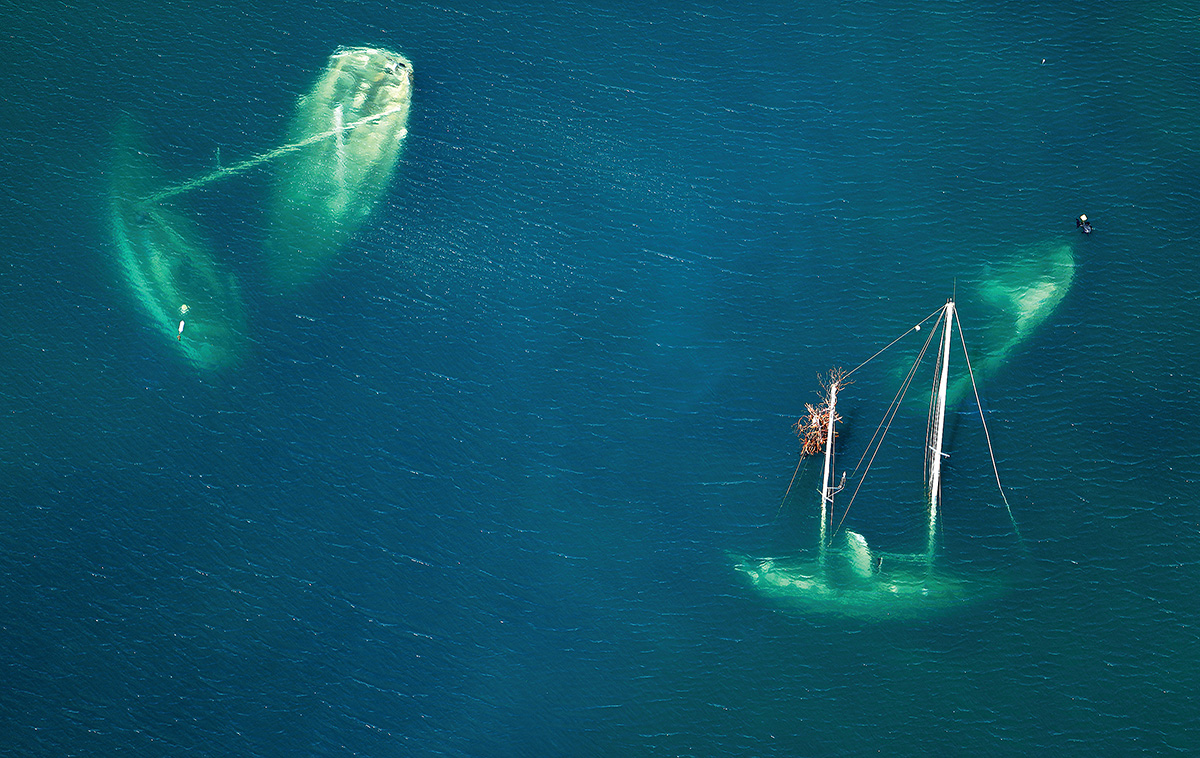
2 1 1199 755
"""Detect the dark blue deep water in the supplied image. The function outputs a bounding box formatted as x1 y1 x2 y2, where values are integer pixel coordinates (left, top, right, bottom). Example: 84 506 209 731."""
3 1 1199 755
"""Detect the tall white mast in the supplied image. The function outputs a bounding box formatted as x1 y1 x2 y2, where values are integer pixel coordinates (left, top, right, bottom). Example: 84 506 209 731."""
927 300 954 562
819 379 838 569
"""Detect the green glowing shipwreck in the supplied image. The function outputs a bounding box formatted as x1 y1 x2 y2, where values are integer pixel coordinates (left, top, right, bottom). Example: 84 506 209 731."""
108 118 249 371
266 47 414 286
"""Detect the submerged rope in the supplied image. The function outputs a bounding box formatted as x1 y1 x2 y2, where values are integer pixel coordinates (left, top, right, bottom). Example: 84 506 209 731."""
953 309 1023 544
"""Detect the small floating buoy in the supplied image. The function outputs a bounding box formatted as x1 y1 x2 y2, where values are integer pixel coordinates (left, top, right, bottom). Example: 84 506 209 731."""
915 325 921 332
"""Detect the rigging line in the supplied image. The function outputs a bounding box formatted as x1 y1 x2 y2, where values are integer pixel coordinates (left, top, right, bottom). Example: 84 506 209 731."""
831 326 934 541
953 308 1023 543
844 305 946 379
845 314 940 485
925 361 936 478
831 368 917 540
777 456 808 519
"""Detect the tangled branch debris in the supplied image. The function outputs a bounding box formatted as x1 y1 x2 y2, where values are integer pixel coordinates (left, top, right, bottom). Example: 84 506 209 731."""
793 369 846 458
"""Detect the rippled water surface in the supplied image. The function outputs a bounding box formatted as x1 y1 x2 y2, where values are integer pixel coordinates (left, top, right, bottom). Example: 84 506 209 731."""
2 1 1198 755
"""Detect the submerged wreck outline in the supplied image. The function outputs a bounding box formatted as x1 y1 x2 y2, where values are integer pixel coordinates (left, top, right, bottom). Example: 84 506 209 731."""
733 288 1071 620
108 47 414 370
265 47 414 287
108 117 250 371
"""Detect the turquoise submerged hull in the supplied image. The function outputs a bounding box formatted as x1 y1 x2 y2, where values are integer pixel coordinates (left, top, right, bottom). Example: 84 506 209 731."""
266 47 414 286
108 119 249 371
972 240 1075 375
732 549 1005 621
951 240 1075 402
883 240 1075 406
739 296 1031 621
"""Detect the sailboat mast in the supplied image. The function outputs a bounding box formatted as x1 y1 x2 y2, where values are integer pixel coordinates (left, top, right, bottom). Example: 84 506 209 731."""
819 379 838 568
138 101 409 206
927 299 954 561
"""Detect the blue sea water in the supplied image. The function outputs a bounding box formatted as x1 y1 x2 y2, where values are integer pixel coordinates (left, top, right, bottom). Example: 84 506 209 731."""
2 0 1200 755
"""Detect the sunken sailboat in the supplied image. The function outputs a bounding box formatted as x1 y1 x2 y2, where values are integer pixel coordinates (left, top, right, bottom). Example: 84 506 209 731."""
265 47 414 286
108 117 249 371
734 300 1021 619
968 240 1074 389
903 241 1074 408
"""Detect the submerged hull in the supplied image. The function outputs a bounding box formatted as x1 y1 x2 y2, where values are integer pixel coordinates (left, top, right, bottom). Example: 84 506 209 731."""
732 552 1003 621
972 239 1075 375
109 119 248 371
954 240 1075 401
732 530 1004 620
266 47 414 286
747 298 1022 621
893 240 1075 405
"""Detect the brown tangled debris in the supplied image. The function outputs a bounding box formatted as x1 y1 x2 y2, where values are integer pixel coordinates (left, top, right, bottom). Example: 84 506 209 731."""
793 369 846 458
